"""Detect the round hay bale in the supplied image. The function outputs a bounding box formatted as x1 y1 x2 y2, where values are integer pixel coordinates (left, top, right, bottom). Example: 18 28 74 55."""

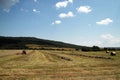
22 50 26 55
110 51 116 56
106 50 110 53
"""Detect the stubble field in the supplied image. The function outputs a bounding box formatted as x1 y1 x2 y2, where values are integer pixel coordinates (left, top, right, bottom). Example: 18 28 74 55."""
0 50 120 80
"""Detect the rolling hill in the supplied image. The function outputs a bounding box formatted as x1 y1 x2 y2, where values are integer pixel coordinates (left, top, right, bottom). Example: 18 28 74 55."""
0 36 88 49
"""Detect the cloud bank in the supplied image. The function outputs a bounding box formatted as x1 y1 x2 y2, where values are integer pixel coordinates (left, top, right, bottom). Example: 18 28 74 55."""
101 34 120 44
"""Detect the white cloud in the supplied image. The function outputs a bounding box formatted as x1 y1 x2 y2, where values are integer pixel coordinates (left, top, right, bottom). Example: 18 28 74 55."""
96 18 113 25
56 1 68 9
59 11 75 18
20 8 29 12
101 34 120 44
55 0 73 9
0 0 20 12
79 34 120 47
101 34 114 40
76 6 92 13
33 9 40 14
52 20 62 25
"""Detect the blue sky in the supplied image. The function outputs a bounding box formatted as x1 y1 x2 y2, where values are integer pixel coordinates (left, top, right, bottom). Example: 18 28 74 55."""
0 0 120 47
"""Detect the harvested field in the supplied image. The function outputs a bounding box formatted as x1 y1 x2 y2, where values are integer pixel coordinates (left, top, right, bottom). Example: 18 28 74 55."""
0 50 120 80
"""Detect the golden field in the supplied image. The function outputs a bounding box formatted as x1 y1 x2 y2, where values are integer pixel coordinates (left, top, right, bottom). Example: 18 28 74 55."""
0 50 120 80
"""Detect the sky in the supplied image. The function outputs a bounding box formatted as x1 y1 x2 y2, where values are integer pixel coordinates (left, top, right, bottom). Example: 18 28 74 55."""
0 0 120 47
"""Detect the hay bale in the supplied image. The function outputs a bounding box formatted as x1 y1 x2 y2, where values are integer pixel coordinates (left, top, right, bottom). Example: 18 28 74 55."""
110 51 116 56
106 50 110 53
22 50 26 55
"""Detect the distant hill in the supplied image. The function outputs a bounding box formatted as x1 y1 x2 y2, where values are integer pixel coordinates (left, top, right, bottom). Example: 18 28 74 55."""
0 36 88 49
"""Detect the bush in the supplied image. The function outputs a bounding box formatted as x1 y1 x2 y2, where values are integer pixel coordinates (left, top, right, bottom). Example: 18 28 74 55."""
81 46 101 51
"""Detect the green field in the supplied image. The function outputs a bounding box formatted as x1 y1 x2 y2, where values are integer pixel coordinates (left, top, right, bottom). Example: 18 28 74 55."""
0 50 120 80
